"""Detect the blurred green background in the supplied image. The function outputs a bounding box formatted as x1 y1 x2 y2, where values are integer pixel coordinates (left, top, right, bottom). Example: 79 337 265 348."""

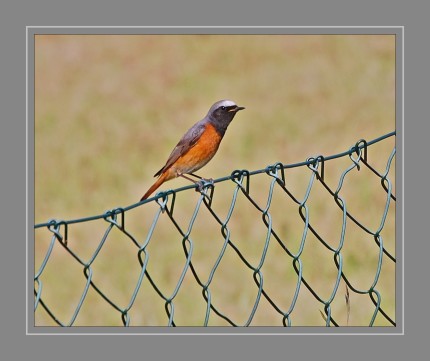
34 34 396 326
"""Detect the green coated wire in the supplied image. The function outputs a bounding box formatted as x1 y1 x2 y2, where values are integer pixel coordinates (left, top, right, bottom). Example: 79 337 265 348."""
34 131 396 327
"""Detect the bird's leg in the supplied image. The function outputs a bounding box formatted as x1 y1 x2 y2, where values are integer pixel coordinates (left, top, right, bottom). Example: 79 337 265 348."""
189 173 203 180
180 173 198 183
180 173 214 193
190 173 214 184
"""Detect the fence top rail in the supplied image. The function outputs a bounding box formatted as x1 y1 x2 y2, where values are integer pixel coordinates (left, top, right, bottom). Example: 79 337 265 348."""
34 130 395 229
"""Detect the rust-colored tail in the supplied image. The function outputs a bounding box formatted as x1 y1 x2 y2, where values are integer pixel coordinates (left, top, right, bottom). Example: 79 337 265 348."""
140 171 170 201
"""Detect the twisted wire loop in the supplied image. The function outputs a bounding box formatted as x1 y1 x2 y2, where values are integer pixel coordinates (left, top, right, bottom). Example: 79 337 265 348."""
34 131 396 327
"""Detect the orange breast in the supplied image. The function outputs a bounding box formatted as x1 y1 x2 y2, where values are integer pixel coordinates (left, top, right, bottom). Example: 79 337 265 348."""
172 123 223 175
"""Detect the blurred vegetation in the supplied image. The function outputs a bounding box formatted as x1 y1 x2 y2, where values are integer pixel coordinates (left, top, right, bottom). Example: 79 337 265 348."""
34 34 396 326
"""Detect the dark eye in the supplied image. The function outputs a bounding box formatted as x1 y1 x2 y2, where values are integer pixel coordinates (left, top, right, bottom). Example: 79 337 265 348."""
221 106 226 110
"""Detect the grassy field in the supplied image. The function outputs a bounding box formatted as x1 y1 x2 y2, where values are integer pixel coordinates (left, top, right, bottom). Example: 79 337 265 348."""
34 34 396 326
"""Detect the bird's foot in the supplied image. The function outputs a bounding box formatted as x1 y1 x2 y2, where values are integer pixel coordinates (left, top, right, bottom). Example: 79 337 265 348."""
196 178 214 193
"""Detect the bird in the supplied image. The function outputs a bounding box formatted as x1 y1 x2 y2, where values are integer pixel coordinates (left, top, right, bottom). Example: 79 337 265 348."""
140 99 245 201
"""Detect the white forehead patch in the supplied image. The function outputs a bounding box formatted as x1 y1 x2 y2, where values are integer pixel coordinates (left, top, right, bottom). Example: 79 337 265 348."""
217 100 236 108
208 99 239 115
209 99 237 113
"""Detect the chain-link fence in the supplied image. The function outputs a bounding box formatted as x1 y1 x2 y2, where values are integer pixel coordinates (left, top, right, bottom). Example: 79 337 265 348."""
34 131 396 327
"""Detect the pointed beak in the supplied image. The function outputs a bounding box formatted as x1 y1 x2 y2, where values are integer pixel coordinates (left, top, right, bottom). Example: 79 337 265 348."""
229 105 245 112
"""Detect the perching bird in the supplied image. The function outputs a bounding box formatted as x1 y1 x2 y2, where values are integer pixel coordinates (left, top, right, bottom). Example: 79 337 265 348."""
140 99 245 201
